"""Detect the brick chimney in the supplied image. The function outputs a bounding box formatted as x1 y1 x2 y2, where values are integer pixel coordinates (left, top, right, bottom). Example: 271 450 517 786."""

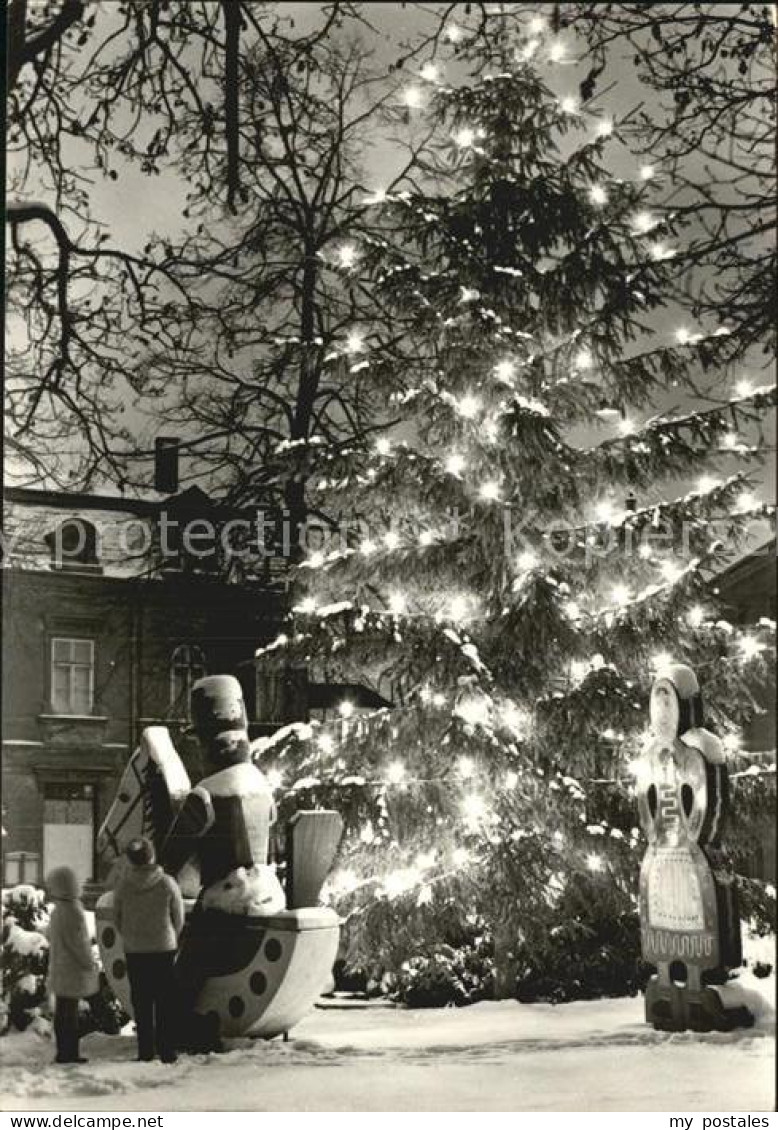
154 437 179 494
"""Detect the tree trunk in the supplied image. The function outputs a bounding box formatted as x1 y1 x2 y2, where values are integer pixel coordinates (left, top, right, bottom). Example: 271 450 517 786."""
284 246 319 561
493 920 519 1000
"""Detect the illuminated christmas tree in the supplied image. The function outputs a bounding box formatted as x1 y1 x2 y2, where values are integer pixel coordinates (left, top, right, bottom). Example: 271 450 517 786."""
257 15 775 1002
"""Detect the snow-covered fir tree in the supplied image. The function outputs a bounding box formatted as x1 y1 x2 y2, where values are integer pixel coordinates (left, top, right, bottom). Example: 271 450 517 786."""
256 14 776 1003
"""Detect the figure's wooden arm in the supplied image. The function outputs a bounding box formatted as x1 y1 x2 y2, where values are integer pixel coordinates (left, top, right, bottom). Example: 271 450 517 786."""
161 786 214 878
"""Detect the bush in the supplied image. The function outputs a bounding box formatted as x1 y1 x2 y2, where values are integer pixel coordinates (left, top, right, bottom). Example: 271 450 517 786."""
513 910 652 1004
1 885 129 1038
1 886 50 1035
737 875 777 938
391 940 495 1008
341 883 651 1007
82 973 128 1037
386 910 650 1008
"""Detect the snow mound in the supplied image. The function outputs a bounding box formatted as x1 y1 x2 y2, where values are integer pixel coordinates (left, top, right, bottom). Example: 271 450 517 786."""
1 981 773 1111
723 966 775 1031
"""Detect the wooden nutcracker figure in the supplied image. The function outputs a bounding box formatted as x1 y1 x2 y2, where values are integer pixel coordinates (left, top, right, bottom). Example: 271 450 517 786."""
97 675 343 1046
637 664 753 1032
162 674 284 1050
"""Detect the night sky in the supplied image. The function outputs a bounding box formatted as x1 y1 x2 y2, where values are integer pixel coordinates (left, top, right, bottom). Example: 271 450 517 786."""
7 3 775 528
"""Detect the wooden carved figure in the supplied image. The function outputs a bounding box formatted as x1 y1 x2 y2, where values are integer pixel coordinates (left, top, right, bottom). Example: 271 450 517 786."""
96 674 342 1045
637 664 753 1032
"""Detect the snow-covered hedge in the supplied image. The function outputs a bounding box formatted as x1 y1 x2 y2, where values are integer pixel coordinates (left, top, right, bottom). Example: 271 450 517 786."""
391 942 495 1008
1 885 50 1035
372 907 774 1009
1 885 128 1038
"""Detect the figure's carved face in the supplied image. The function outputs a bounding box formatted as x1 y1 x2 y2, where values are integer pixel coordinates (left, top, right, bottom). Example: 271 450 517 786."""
650 679 679 743
204 729 252 768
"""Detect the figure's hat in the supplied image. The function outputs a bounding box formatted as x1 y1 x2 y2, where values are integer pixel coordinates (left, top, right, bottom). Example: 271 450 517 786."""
655 664 700 701
653 663 704 733
190 675 250 762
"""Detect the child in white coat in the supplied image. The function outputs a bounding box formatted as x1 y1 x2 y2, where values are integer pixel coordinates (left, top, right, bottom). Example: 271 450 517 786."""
46 867 99 1064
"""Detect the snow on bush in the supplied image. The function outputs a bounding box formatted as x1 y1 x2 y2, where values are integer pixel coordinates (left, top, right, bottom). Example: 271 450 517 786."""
1 885 128 1038
392 943 495 1008
1 886 50 1035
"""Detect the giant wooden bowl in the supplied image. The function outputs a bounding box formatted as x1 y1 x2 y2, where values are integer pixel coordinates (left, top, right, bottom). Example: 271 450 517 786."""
96 892 340 1039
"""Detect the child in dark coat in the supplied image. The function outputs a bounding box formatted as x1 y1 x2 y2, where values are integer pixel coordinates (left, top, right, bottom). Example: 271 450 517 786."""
113 837 184 1063
46 867 99 1064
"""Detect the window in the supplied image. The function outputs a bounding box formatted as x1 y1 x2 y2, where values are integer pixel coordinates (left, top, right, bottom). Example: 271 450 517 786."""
3 852 41 886
51 637 94 714
170 644 207 714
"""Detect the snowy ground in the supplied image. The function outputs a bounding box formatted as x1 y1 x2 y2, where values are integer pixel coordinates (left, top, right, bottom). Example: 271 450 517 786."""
1 969 774 1113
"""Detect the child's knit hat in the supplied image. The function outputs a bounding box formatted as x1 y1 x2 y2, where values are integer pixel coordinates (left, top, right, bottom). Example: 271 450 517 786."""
46 866 80 900
126 836 156 867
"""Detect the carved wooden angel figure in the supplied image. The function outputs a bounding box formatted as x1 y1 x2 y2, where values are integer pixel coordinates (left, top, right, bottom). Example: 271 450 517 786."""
636 664 753 1032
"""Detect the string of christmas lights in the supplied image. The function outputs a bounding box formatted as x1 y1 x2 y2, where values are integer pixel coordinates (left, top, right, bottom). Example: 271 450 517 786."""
256 15 777 980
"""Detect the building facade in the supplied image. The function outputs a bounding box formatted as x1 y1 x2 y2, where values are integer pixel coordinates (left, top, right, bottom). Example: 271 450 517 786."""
3 477 773 892
713 539 776 882
713 537 776 752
